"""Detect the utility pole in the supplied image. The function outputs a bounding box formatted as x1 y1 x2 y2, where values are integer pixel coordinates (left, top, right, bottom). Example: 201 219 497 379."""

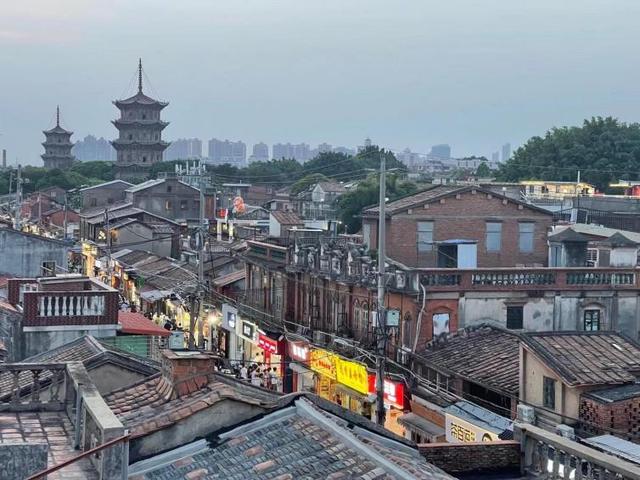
375 152 387 426
13 164 22 231
197 164 206 349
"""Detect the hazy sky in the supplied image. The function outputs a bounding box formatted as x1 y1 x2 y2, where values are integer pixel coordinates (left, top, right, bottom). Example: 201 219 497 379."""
2 0 640 166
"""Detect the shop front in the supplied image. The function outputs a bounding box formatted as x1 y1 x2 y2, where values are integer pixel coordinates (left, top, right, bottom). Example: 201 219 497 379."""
257 332 285 390
334 357 375 418
309 348 338 401
368 376 406 436
286 339 313 394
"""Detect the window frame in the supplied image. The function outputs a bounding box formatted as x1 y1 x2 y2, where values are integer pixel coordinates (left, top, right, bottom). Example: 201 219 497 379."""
518 222 535 253
417 221 434 253
486 221 502 252
584 309 601 331
506 305 524 329
543 376 556 409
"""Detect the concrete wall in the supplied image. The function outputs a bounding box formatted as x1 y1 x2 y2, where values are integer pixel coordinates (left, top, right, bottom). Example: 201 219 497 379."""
0 229 69 277
128 399 268 462
0 307 22 361
81 182 130 210
89 363 151 395
0 442 48 479
22 327 117 359
114 223 172 258
128 179 200 222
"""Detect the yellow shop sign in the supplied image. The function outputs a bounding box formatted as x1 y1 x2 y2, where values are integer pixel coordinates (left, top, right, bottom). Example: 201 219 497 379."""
335 357 369 394
310 348 337 379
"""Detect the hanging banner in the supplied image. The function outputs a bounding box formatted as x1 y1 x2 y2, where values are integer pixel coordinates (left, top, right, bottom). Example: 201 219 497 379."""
309 348 337 380
335 357 369 394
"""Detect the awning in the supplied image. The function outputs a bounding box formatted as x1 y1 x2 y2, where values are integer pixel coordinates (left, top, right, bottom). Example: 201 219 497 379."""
140 289 172 302
118 311 170 337
398 413 445 438
335 383 376 403
289 362 312 375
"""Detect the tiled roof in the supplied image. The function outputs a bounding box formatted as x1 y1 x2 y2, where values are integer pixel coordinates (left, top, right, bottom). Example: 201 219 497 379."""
125 179 165 193
79 180 133 192
105 373 279 438
118 311 170 337
417 325 521 396
212 269 245 287
522 331 640 386
270 210 303 225
129 397 453 480
317 181 347 193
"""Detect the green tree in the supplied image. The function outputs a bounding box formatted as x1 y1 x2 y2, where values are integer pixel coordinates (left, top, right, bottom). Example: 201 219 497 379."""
497 117 640 191
476 162 491 177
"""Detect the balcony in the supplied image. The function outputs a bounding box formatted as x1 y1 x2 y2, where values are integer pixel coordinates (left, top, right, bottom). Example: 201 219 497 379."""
418 267 639 292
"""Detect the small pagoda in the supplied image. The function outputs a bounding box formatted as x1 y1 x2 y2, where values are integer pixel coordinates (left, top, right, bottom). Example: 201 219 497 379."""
42 106 74 170
112 59 170 179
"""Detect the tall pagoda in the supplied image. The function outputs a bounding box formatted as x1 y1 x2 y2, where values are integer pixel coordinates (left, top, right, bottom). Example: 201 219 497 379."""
41 106 74 170
112 59 169 179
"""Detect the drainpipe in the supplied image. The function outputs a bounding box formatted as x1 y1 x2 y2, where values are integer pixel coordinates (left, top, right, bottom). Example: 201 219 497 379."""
412 283 427 353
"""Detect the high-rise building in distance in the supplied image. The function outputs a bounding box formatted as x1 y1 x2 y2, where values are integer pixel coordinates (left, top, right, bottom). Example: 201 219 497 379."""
272 143 310 162
208 138 246 167
501 143 511 162
491 151 500 163
249 142 269 163
73 135 116 161
429 144 451 160
165 138 202 161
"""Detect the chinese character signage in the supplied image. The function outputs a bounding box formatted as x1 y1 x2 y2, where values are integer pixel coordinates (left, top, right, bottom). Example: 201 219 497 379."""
238 319 258 344
309 348 337 380
335 358 369 394
368 376 405 409
445 413 497 443
288 341 309 363
258 334 279 354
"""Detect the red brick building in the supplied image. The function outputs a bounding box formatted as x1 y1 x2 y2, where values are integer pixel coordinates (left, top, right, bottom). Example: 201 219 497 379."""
362 185 554 268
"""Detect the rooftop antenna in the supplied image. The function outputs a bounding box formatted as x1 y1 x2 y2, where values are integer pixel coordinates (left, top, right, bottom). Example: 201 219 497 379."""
138 58 143 93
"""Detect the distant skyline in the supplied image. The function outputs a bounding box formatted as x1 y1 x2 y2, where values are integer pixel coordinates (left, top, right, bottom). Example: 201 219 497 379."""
2 1 640 166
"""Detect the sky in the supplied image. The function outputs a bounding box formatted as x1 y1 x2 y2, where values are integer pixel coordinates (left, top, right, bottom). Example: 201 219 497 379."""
2 0 640 166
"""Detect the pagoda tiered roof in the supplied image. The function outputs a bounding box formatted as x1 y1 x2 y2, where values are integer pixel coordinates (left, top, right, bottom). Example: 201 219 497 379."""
113 91 168 108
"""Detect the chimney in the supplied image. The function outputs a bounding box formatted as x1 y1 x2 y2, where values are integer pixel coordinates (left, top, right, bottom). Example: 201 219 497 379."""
160 350 216 397
2 150 6 169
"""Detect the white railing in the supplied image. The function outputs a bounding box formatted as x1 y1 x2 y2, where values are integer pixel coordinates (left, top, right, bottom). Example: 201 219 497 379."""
37 294 106 317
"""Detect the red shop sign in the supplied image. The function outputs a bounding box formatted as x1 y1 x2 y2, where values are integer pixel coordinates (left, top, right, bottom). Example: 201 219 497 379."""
368 376 405 409
258 334 279 354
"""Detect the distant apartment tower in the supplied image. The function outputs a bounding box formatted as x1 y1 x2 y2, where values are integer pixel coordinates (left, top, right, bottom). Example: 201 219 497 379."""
272 143 310 162
333 146 355 156
398 148 420 167
249 142 269 163
42 106 75 170
208 138 246 166
165 138 202 161
491 151 500 163
501 143 511 162
73 135 116 161
318 143 332 153
430 144 451 159
112 59 170 179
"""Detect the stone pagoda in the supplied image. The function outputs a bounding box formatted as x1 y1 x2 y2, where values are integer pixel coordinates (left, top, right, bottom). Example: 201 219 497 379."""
41 106 74 170
112 59 169 180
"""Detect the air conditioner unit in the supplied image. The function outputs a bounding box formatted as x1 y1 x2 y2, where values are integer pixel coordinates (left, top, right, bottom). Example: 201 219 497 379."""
556 424 575 440
312 330 331 346
517 404 536 424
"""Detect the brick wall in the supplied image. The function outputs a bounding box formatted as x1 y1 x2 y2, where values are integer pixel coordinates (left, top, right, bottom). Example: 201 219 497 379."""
161 350 216 397
416 298 459 350
365 189 553 268
580 394 640 440
418 441 521 475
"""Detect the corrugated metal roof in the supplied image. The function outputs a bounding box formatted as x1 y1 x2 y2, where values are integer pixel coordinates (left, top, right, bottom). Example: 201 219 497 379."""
583 435 640 465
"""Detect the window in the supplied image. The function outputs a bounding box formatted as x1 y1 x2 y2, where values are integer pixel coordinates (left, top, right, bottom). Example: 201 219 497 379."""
506 306 523 329
543 376 556 409
90 197 97 207
433 313 450 336
165 200 172 211
180 200 188 210
41 261 56 277
584 309 601 331
519 222 535 252
586 248 599 267
107 197 114 205
167 186 172 193
486 222 502 252
418 221 434 252
142 156 147 163
194 200 200 212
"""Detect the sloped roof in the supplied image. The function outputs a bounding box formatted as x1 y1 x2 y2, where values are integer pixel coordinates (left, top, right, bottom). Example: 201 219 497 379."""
128 397 452 480
548 227 591 243
212 269 245 287
115 91 168 107
79 180 133 192
118 311 170 337
270 210 303 225
364 184 552 217
125 179 165 193
317 181 347 193
417 325 521 396
522 331 640 387
567 223 640 244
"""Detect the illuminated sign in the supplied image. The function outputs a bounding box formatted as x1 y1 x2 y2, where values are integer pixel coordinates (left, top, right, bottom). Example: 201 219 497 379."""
335 357 369 394
288 341 309 362
221 304 237 332
258 334 279 354
238 319 258 344
368 377 405 409
445 413 497 443
309 348 337 380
